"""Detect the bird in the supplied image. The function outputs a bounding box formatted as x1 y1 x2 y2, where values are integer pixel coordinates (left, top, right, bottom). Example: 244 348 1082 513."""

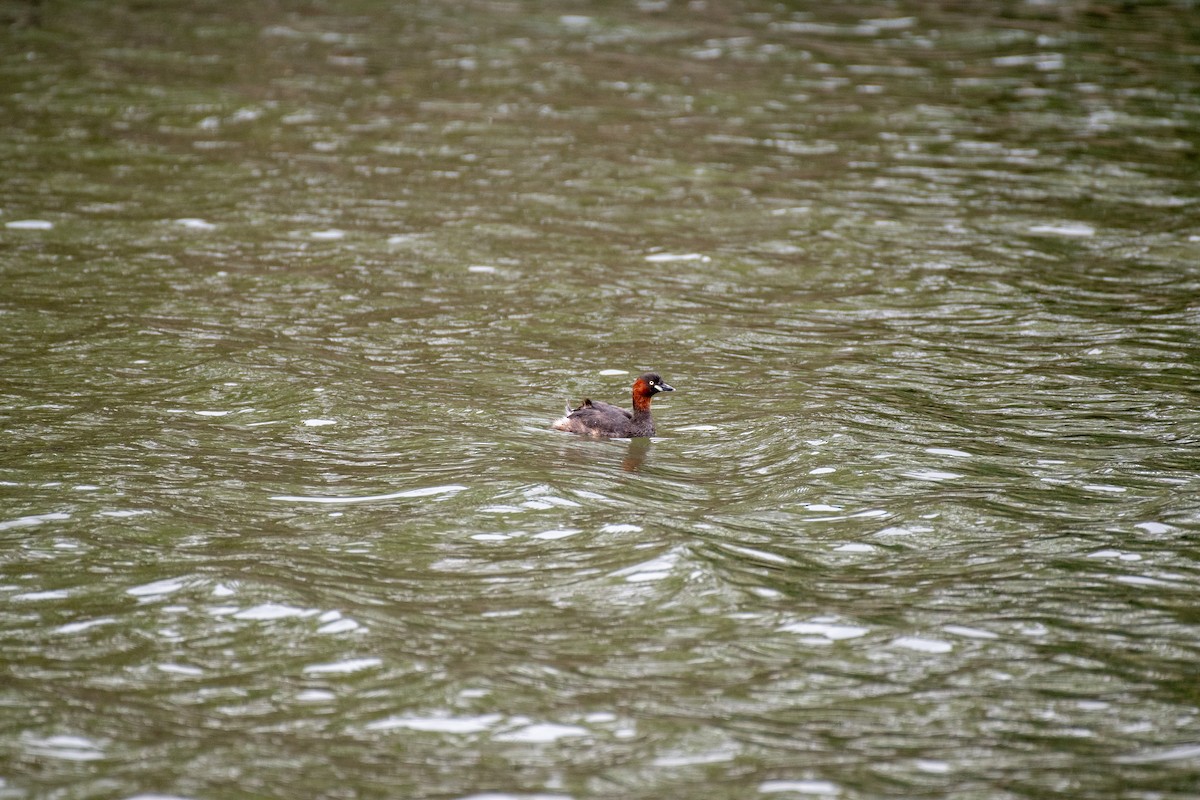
552 372 675 438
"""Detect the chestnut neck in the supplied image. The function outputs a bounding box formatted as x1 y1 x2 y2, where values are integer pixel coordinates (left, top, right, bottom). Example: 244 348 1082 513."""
631 379 654 414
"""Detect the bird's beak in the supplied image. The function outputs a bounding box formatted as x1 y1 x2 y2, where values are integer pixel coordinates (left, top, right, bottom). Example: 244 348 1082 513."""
657 382 675 393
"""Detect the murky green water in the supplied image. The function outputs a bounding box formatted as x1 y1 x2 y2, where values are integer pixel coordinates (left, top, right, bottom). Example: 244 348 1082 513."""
3 1 1200 798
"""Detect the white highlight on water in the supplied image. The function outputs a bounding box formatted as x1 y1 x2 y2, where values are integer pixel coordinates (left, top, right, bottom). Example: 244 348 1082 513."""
232 603 319 620
270 484 467 504
0 512 71 531
533 528 581 540
942 624 999 640
316 610 362 633
1115 743 1200 764
55 618 117 635
157 663 203 676
600 523 642 533
925 447 972 458
781 620 870 641
644 252 711 262
365 713 502 733
23 734 105 762
318 618 361 634
126 578 188 598
494 722 589 743
175 218 216 230
1029 222 1095 236
14 589 71 601
653 750 735 767
302 657 382 674
903 469 963 481
891 636 954 654
1088 549 1141 562
613 552 677 583
759 779 840 795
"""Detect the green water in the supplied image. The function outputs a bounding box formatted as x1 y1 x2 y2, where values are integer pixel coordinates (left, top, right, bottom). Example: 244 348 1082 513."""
3 2 1200 798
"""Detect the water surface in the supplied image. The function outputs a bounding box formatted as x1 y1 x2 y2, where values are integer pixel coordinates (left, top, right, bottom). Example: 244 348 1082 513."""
2 2 1200 798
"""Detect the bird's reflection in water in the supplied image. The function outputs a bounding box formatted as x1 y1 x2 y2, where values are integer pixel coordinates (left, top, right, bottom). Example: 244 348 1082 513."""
622 437 651 472
552 435 653 473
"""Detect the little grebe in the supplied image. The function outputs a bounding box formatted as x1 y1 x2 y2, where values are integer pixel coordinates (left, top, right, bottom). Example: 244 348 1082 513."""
552 372 675 438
